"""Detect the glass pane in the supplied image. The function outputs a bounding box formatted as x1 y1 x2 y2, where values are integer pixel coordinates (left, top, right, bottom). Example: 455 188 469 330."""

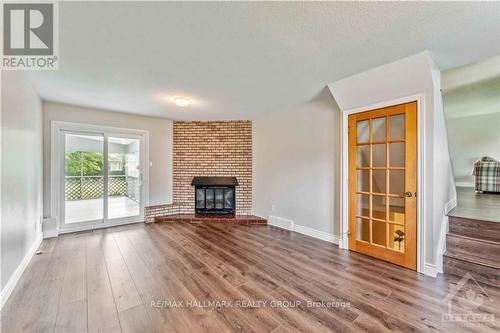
215 188 224 209
65 133 104 224
389 225 405 253
389 114 405 140
389 170 405 195
356 194 370 218
372 220 387 247
357 120 369 143
196 189 205 209
389 143 405 167
372 117 386 142
224 188 234 209
372 144 386 167
357 170 370 192
372 170 386 194
389 197 405 224
206 189 215 209
108 137 141 219
356 218 370 242
372 195 386 220
357 145 369 167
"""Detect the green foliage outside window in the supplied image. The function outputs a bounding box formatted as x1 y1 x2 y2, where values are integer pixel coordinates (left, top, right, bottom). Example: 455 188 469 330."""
65 151 104 176
65 151 129 200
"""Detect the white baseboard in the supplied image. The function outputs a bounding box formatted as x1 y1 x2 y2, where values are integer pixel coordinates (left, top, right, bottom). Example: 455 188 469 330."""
337 236 347 249
43 229 59 238
434 197 457 275
42 217 58 239
268 215 294 230
0 232 43 310
267 215 340 245
444 197 457 215
424 263 438 278
435 216 449 274
293 224 340 245
455 182 473 188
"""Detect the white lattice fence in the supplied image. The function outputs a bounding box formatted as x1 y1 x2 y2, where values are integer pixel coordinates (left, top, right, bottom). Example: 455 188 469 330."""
65 176 128 200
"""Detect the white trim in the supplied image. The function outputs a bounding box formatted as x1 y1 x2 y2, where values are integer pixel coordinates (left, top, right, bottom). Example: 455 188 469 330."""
435 216 449 275
340 112 349 249
293 224 340 245
339 94 427 275
424 263 438 278
42 217 58 238
268 215 294 230
455 182 473 188
103 133 110 223
436 197 457 274
268 215 340 245
43 229 59 239
0 232 43 310
50 121 150 233
58 219 143 235
444 197 457 215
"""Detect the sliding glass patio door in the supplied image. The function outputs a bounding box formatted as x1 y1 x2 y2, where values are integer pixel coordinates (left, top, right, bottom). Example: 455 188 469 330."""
107 135 141 220
60 130 144 231
64 132 105 225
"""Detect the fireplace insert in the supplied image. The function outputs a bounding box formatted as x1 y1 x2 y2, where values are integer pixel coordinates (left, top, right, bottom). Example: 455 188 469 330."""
192 177 238 214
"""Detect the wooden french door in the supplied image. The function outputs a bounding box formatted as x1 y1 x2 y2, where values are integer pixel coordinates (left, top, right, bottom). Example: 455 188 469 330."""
348 102 417 270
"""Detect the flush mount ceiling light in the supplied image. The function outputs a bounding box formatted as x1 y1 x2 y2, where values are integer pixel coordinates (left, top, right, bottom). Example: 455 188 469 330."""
173 97 192 107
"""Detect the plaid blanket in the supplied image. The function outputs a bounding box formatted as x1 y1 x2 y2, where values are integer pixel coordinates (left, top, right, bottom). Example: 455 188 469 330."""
472 157 500 192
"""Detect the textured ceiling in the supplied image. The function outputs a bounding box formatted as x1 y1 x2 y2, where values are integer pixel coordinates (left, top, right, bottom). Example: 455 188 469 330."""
28 2 500 119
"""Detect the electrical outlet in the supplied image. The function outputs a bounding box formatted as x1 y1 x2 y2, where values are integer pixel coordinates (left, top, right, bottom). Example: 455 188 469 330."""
271 205 276 213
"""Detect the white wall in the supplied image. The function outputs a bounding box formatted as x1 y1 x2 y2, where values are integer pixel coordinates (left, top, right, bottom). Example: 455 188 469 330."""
329 51 456 274
1 72 43 299
253 98 341 236
442 54 500 91
42 102 173 217
446 112 500 185
442 62 500 186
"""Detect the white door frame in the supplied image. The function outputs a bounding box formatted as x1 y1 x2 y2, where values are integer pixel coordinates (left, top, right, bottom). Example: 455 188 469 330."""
50 121 150 234
339 94 426 275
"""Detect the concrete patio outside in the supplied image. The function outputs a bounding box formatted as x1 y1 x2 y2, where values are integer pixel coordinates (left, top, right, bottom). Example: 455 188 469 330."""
65 196 140 223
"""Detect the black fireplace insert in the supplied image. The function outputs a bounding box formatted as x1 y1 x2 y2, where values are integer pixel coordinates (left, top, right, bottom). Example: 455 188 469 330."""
192 177 238 214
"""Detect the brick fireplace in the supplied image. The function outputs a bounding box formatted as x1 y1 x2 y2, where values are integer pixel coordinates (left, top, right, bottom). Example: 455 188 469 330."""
192 176 238 214
145 120 252 222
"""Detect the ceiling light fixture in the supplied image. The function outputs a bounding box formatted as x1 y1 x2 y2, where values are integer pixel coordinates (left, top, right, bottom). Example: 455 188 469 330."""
173 97 192 107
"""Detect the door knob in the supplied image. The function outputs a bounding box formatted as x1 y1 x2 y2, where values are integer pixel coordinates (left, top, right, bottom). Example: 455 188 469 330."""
404 192 413 197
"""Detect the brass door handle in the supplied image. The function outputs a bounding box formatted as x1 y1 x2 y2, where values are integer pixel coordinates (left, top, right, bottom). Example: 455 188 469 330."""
404 192 413 197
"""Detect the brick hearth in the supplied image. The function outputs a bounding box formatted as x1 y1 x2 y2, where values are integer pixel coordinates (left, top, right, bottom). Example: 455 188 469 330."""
155 214 267 225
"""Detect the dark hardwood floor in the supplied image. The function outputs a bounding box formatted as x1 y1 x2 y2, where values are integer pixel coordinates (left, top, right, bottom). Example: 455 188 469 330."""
2 221 500 332
449 187 500 223
444 187 500 288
